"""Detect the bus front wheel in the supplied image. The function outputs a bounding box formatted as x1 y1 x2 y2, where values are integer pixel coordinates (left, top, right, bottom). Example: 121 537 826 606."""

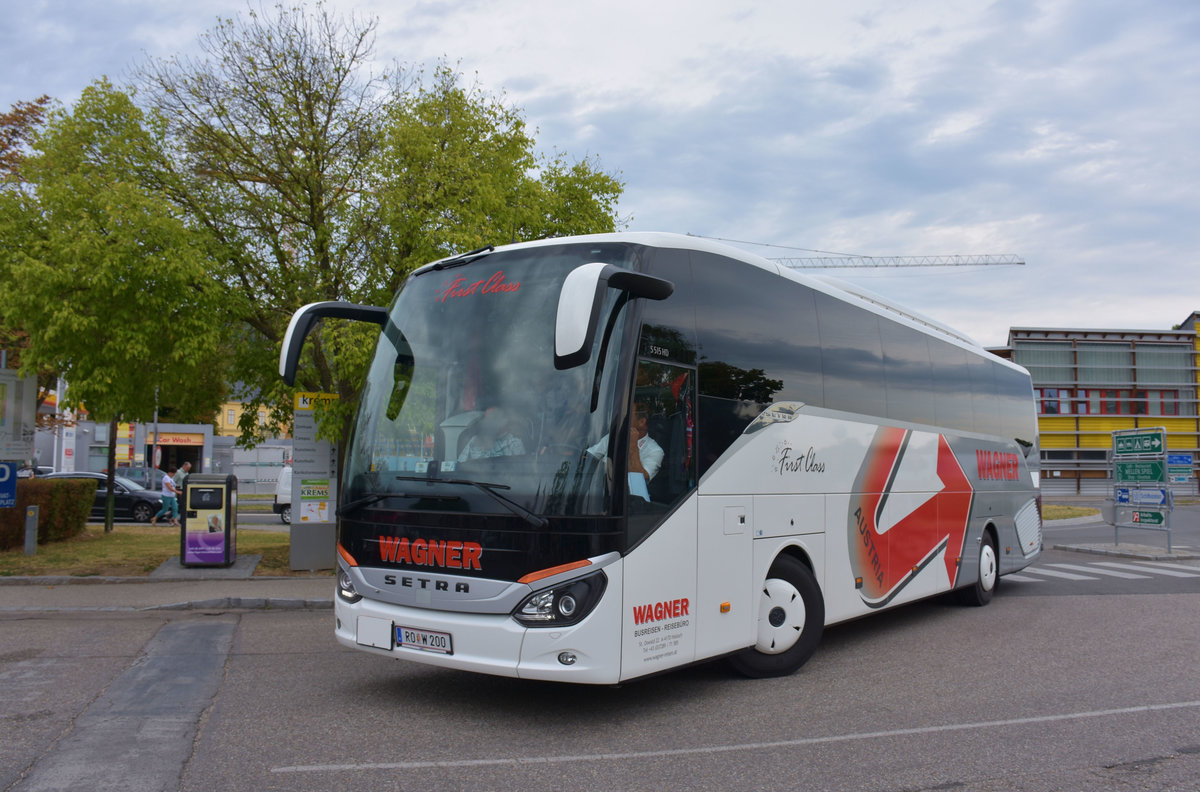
729 554 824 678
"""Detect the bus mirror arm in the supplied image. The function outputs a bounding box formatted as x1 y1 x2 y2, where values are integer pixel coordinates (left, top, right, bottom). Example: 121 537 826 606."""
279 301 388 386
554 263 673 370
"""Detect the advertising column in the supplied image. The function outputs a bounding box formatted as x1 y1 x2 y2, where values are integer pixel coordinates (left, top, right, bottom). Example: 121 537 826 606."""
0 369 36 465
291 392 338 570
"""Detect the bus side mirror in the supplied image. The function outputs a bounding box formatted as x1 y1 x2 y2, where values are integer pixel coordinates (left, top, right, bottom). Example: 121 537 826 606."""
554 263 674 370
279 301 388 386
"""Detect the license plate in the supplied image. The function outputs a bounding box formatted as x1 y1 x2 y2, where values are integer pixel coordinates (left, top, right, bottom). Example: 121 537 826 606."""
396 625 453 655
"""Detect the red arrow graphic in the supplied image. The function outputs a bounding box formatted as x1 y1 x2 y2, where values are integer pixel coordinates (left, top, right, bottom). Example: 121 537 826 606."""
850 427 973 607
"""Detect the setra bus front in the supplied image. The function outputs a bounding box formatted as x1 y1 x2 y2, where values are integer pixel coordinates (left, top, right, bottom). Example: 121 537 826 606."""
280 237 675 684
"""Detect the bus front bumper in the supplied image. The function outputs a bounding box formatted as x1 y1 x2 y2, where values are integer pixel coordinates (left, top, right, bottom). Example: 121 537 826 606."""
333 585 624 685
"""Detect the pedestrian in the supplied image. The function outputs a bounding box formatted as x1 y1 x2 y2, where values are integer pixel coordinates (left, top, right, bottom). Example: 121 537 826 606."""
151 465 182 527
173 461 191 495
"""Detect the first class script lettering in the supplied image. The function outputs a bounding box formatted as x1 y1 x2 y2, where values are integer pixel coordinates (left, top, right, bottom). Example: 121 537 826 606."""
435 271 520 302
775 445 825 475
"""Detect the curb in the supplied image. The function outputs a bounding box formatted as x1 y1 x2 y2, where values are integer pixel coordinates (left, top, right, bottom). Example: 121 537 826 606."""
0 575 331 586
1043 516 1105 527
154 597 333 611
0 598 333 613
1051 543 1199 562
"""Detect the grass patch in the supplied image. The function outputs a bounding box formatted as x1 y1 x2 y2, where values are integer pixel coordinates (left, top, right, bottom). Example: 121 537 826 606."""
1042 504 1100 521
0 524 329 578
0 503 1108 577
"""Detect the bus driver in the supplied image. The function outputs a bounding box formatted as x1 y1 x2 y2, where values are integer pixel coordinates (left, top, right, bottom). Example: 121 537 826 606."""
588 403 664 498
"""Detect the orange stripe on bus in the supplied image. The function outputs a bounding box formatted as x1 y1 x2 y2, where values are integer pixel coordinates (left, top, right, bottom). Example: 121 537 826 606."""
518 559 591 585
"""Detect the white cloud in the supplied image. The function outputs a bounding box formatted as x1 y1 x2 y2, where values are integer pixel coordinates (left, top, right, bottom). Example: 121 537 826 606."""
4 0 1198 349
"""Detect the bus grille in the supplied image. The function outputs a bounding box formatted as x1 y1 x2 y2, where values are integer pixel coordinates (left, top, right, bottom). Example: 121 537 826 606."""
1014 499 1041 557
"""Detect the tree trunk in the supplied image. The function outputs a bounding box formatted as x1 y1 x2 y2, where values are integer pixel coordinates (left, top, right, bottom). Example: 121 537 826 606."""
104 417 117 533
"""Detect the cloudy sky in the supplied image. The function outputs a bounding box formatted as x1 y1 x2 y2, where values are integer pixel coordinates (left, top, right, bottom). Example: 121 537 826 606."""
4 0 1198 347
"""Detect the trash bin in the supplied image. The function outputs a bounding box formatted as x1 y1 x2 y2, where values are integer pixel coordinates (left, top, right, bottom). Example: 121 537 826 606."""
180 474 238 567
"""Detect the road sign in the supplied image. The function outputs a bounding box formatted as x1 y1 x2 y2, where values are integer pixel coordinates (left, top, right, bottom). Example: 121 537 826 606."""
1114 459 1166 483
1113 486 1169 506
0 462 15 509
1167 453 1193 466
1131 510 1165 526
1113 430 1165 456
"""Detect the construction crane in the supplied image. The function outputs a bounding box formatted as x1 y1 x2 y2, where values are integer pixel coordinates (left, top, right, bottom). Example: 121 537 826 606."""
684 234 1024 269
770 253 1025 269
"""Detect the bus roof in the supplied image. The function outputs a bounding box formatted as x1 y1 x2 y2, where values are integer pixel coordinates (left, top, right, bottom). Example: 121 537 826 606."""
420 232 1026 375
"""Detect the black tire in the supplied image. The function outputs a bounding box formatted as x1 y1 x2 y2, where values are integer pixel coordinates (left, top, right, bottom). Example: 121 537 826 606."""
956 529 999 607
133 502 155 523
280 504 292 525
729 554 825 678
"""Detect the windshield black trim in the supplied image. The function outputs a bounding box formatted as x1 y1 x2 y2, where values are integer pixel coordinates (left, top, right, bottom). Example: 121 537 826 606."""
394 476 549 529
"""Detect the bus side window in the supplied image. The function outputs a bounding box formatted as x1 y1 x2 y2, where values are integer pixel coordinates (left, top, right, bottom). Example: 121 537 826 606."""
632 360 696 507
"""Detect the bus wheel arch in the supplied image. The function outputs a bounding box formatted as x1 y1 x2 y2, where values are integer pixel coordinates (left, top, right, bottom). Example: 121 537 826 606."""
729 551 825 678
957 523 999 607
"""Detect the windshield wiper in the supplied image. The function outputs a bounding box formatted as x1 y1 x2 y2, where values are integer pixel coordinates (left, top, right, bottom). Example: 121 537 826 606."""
338 492 393 516
394 476 549 529
338 490 461 517
427 245 495 272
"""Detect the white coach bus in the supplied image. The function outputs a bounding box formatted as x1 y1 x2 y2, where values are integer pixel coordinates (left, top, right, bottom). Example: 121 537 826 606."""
280 232 1041 684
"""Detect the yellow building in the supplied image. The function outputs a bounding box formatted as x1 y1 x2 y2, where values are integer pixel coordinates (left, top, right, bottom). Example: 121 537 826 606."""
998 312 1199 496
216 401 291 438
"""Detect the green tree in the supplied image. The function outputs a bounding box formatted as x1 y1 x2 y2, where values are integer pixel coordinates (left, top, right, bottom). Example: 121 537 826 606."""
373 64 624 288
0 96 61 425
0 95 51 182
140 4 625 450
140 3 392 446
0 80 228 530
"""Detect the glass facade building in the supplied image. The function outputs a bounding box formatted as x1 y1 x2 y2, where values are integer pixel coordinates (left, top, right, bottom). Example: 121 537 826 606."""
995 312 1200 495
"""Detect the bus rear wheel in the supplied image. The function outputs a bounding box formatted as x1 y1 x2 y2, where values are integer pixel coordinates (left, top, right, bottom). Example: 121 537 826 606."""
729 554 824 679
956 530 998 606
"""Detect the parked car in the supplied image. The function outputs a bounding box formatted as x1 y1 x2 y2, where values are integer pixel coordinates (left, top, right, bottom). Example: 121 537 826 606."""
16 465 54 478
41 472 163 523
274 462 292 524
115 467 169 491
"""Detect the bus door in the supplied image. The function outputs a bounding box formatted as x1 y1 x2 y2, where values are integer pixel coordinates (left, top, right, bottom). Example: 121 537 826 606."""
620 359 702 677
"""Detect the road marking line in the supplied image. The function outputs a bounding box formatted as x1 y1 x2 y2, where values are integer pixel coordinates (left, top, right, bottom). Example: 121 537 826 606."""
1020 567 1097 581
1045 563 1149 580
1129 560 1200 574
1094 562 1200 578
271 700 1200 774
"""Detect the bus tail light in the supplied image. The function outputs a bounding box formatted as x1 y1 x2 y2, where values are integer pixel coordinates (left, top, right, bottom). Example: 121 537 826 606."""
513 571 607 627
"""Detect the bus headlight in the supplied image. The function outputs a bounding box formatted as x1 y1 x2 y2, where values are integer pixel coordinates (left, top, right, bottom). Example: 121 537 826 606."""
513 571 606 627
337 567 362 603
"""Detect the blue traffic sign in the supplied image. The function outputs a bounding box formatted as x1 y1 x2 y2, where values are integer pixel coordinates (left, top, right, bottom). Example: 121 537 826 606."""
0 462 16 509
1113 486 1169 507
1167 453 1193 466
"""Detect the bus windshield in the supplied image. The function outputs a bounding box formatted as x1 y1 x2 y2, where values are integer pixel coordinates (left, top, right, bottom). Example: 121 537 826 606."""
344 243 637 519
